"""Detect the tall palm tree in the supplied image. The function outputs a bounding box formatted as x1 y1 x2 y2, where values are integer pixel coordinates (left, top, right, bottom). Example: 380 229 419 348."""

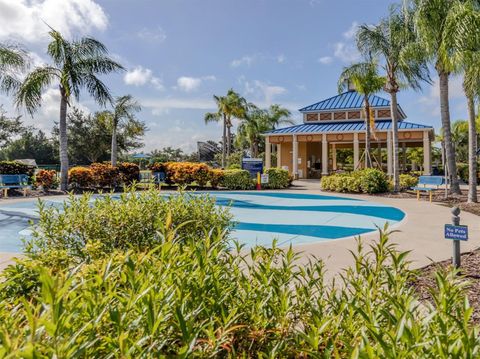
236 105 269 158
357 6 430 191
15 29 123 191
338 62 385 168
105 95 142 166
204 89 246 167
0 43 28 95
267 104 294 128
414 0 462 195
445 0 480 202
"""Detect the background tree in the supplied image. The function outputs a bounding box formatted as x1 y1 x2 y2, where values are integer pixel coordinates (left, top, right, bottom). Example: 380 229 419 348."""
16 29 123 190
0 106 24 148
101 95 143 166
414 0 463 194
0 42 28 95
204 89 246 167
445 0 480 202
338 62 385 168
0 128 56 164
357 5 430 191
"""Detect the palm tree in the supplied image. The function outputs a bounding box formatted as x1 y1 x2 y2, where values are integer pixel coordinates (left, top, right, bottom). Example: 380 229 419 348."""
338 62 385 168
357 6 430 191
236 105 269 158
267 104 294 128
15 29 123 191
445 0 480 202
0 43 28 95
204 89 246 167
104 95 142 167
414 0 462 195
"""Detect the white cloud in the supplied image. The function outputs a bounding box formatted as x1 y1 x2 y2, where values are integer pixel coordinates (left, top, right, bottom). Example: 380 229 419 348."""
176 75 216 92
230 55 256 68
142 97 215 112
418 75 466 116
123 66 164 90
0 0 108 43
318 56 333 64
343 21 359 39
238 77 287 105
277 54 286 64
137 26 167 42
333 42 361 63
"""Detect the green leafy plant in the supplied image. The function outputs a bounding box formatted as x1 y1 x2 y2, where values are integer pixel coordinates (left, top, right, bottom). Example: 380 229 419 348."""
399 174 419 190
0 161 35 180
220 169 254 190
321 169 388 194
263 168 290 189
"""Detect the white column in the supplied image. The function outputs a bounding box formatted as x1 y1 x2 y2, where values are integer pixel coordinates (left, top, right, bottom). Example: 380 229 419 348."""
387 130 393 176
423 130 431 175
265 136 271 169
277 144 282 168
332 143 337 171
353 132 359 170
322 133 328 175
292 135 298 179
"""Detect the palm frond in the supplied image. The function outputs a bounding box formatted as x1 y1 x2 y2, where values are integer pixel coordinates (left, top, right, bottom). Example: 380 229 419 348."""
83 74 113 107
15 66 60 114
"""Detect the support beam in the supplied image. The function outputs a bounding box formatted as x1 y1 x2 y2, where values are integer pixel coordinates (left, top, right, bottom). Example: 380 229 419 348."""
423 130 431 175
265 136 271 169
387 130 393 176
332 143 337 171
402 142 407 172
322 133 328 175
292 135 298 179
353 132 359 170
277 144 282 168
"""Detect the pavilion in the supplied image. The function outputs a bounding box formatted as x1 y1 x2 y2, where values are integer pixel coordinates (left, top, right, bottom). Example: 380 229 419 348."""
264 89 434 179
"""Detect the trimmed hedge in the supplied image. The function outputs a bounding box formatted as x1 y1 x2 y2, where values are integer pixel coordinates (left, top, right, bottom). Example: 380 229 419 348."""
0 161 35 180
35 170 58 190
220 169 254 190
263 168 289 189
68 167 93 188
68 163 141 189
118 162 140 185
321 169 389 194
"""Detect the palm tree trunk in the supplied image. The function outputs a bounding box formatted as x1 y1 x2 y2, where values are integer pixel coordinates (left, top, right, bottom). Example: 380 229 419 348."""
390 90 400 192
221 115 226 168
226 122 232 158
438 70 461 195
111 122 118 167
59 88 69 191
467 94 477 203
364 99 371 168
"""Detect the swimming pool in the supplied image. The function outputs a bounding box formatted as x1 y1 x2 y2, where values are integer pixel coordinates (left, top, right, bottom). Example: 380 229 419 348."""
0 191 405 252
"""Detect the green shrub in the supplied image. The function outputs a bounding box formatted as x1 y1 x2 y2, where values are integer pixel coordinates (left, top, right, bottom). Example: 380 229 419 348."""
358 168 389 194
457 162 469 183
117 162 140 185
399 174 419 190
263 168 290 189
0 161 35 180
26 188 232 264
209 168 224 188
1 223 479 357
220 169 254 190
321 169 388 194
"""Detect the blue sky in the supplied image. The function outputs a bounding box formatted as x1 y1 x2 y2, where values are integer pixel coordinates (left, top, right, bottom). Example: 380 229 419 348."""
0 0 468 152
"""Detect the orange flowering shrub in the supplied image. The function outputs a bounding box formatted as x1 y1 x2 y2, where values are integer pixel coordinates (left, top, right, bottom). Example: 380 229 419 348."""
90 163 120 188
35 170 58 190
118 162 140 185
209 169 224 188
164 162 211 186
69 167 93 188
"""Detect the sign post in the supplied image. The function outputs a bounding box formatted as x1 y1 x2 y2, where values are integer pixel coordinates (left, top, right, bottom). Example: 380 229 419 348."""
444 207 468 269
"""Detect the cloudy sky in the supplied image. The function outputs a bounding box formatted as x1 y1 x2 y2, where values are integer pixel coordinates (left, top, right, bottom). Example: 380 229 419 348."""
0 0 469 153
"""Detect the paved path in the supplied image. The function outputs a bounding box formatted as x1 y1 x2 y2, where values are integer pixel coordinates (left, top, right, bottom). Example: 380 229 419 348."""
1 183 479 275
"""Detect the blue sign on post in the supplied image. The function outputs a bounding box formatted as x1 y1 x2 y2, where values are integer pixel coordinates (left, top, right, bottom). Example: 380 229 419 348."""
444 224 468 241
242 158 263 178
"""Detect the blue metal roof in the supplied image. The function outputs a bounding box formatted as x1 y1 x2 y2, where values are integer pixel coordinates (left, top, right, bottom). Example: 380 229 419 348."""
265 120 432 135
300 90 395 112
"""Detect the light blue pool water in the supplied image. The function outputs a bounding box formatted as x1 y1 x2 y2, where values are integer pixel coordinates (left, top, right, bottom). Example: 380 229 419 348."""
0 191 405 252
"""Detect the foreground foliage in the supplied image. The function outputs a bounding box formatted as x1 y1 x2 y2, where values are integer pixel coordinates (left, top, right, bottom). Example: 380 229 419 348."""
0 189 479 357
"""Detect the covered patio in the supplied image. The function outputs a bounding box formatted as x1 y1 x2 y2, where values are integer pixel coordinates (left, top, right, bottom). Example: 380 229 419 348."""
264 90 434 179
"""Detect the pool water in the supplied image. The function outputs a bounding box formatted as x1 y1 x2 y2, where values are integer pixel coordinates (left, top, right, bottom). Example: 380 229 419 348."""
0 191 405 252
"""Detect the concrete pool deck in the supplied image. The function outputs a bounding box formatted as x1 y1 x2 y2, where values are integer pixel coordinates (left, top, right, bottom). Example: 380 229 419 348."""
1 181 479 275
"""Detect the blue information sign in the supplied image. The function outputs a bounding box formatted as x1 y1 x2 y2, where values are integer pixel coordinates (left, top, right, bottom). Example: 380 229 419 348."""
242 158 263 178
444 224 468 241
